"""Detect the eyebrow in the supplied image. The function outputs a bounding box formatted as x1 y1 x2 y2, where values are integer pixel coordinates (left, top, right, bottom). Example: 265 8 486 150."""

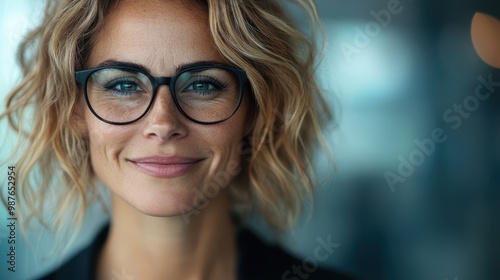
95 59 231 75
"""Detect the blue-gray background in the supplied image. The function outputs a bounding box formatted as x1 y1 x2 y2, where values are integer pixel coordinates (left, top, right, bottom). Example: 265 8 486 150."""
1 0 500 279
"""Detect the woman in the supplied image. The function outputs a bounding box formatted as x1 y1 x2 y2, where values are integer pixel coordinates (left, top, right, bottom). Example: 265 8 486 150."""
2 0 353 279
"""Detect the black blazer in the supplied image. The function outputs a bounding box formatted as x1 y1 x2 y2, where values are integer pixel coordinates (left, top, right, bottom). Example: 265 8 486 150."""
37 224 355 280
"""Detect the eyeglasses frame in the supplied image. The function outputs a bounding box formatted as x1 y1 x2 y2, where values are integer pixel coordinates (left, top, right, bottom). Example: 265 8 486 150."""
75 64 248 125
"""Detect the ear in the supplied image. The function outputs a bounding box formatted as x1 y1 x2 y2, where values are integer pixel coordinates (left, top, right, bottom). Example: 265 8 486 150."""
243 88 257 137
72 94 89 138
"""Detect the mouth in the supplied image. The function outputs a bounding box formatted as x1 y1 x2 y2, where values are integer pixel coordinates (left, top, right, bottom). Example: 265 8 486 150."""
128 156 204 178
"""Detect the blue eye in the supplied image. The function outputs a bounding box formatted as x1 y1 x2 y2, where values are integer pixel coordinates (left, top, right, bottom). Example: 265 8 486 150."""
104 79 144 96
114 82 141 91
181 77 227 96
187 82 215 91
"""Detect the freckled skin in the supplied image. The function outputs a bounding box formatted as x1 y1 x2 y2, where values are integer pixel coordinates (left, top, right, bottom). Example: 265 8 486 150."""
83 0 249 216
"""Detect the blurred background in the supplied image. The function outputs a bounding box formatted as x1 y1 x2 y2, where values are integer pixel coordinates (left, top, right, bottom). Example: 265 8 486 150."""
1 0 499 279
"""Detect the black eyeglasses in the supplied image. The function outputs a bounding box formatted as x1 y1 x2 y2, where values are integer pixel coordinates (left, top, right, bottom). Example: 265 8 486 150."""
75 64 248 125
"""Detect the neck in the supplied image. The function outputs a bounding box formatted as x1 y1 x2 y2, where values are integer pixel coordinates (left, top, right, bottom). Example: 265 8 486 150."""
97 190 237 280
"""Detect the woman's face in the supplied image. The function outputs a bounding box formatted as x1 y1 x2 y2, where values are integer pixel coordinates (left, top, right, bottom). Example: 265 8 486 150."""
82 0 250 217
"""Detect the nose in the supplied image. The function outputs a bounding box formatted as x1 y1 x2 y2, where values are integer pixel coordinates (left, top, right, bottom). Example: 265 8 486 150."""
141 86 188 142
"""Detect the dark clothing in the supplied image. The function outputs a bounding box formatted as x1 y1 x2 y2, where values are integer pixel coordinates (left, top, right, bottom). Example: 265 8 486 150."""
38 224 355 280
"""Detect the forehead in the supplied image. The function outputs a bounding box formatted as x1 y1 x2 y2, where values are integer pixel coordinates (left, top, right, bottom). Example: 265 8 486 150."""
87 0 222 74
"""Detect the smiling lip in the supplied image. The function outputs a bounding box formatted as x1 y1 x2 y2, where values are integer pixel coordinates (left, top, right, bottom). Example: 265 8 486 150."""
128 156 203 178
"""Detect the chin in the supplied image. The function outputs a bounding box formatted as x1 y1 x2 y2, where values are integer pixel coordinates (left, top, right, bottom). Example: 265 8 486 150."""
115 180 214 218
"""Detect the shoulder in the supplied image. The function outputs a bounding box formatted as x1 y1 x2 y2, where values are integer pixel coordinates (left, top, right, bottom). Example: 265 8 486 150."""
236 228 356 280
37 224 355 280
36 224 109 280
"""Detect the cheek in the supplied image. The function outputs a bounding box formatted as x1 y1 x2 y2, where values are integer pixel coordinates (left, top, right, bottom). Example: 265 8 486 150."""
199 131 244 200
86 118 131 170
223 100 251 160
201 115 248 180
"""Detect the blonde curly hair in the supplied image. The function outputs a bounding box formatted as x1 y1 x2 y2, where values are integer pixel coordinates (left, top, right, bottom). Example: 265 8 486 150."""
1 0 332 236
